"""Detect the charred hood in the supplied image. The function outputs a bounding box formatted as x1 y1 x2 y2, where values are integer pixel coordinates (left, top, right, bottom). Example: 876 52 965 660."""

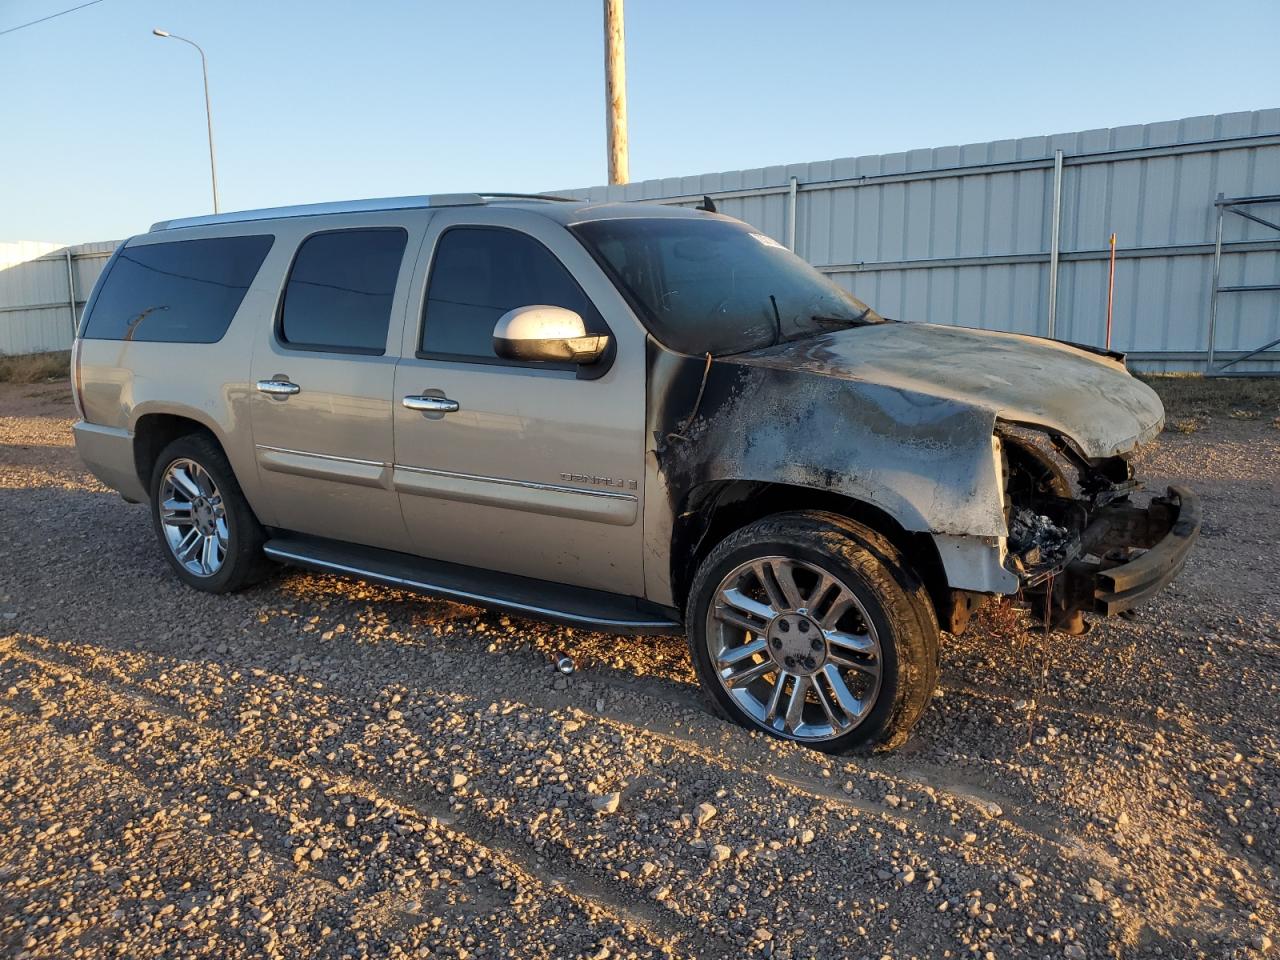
730 322 1164 459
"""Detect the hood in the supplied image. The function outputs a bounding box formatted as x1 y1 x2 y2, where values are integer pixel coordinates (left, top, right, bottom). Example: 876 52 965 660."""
732 322 1164 459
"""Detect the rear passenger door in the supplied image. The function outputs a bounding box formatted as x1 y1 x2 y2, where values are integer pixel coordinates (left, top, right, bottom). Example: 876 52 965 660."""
392 208 648 596
249 215 426 552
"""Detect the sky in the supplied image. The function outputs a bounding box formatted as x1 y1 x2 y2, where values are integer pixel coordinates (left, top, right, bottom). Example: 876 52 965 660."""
2 0 1278 242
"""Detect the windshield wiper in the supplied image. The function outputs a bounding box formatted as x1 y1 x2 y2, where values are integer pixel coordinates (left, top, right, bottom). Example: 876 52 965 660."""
810 306 875 327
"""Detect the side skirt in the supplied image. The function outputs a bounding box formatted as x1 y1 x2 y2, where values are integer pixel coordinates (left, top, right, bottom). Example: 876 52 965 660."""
262 533 681 636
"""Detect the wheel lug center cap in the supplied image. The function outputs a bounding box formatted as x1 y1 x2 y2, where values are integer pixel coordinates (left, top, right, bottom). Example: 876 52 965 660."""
767 613 824 674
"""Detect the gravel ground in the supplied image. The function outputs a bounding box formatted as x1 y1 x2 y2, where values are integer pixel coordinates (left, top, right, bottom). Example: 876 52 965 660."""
1 381 1277 960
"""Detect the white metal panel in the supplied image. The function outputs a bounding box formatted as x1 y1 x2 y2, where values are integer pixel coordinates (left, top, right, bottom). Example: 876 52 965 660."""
0 241 119 355
558 108 1280 372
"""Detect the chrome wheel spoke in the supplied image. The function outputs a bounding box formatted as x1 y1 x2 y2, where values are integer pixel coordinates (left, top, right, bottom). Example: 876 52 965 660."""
823 664 868 721
723 659 773 689
715 587 773 633
783 674 810 732
161 497 193 524
818 585 858 630
763 672 788 725
176 528 202 562
770 559 805 610
828 629 877 657
168 466 202 500
828 651 880 678
752 560 790 612
812 675 843 731
718 637 767 668
200 534 220 574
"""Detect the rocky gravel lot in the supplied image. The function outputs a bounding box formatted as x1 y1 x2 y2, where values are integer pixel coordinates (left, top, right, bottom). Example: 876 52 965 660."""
1 380 1277 960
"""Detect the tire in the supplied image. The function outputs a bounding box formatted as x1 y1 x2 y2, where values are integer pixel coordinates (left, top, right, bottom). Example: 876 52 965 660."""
686 511 939 753
149 432 270 593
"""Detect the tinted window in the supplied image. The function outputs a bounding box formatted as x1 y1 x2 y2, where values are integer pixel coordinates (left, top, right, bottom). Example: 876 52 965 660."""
279 228 407 354
421 227 605 361
82 235 273 343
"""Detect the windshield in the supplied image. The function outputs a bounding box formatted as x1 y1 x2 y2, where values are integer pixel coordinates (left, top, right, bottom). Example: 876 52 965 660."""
571 216 882 356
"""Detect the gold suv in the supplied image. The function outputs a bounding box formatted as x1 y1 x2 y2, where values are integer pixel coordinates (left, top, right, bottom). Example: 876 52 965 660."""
72 193 1199 751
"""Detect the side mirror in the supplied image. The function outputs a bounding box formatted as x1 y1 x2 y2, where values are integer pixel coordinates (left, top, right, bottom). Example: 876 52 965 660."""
492 305 609 364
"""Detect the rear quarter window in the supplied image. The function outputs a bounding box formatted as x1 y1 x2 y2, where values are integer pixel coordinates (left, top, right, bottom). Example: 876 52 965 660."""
81 235 274 343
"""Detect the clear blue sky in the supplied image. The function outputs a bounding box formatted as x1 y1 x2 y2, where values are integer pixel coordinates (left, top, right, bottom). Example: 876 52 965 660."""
3 0 1278 242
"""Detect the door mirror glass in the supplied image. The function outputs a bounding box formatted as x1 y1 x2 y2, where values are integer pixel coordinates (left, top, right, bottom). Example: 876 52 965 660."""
492 305 610 364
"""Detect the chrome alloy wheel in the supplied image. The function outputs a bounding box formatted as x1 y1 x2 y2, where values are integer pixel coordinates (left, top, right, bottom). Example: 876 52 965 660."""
705 556 882 742
158 458 228 578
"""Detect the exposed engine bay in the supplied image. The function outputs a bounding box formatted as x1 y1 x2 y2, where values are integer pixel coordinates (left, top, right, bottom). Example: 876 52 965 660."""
997 423 1200 634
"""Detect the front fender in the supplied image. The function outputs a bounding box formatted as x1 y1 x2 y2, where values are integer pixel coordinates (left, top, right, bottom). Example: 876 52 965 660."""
642 342 1008 604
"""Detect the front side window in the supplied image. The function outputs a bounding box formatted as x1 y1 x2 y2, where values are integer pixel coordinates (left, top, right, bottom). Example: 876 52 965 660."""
420 226 606 363
278 228 407 354
571 217 881 356
82 235 273 343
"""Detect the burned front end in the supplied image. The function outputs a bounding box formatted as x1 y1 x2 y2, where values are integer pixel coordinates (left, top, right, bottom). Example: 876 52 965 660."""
998 424 1200 633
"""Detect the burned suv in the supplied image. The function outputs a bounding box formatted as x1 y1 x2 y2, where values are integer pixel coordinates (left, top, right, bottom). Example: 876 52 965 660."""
71 193 1199 752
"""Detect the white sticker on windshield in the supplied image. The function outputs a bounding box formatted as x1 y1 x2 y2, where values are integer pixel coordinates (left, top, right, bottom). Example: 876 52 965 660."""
748 232 786 250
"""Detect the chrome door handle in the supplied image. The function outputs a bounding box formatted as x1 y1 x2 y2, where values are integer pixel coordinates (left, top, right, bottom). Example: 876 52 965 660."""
256 379 300 396
402 395 460 414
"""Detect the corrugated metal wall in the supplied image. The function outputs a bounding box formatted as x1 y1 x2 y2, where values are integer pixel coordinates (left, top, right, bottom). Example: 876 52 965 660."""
0 241 118 355
4 110 1277 370
564 109 1280 372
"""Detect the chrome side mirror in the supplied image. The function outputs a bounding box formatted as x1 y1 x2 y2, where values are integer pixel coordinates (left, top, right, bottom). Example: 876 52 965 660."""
492 305 609 364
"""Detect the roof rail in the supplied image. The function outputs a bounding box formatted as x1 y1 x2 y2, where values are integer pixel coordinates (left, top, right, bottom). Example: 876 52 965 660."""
149 192 575 232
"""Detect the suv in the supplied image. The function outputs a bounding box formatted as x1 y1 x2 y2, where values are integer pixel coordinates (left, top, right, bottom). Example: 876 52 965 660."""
72 193 1199 752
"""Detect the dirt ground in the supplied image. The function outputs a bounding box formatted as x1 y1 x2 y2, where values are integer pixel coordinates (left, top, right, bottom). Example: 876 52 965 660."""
1 380 1277 960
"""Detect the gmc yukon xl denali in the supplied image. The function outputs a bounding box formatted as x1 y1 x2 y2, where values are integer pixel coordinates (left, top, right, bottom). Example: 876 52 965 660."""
71 193 1200 752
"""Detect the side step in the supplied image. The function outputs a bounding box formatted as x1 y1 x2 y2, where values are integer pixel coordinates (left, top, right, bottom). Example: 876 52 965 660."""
262 534 681 635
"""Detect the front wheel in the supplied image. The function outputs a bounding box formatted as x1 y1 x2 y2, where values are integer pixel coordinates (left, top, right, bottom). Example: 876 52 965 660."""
149 433 269 593
686 511 939 752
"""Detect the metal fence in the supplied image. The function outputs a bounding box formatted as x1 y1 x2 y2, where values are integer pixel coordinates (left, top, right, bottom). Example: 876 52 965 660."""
4 109 1277 371
563 109 1280 373
0 241 118 355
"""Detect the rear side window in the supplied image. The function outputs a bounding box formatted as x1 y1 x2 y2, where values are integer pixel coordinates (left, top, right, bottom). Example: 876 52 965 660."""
278 228 407 354
82 235 273 343
421 226 605 362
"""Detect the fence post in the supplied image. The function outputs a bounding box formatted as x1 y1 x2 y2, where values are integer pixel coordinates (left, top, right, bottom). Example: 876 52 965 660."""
64 248 77 338
1046 149 1064 339
786 176 798 252
1206 195 1224 371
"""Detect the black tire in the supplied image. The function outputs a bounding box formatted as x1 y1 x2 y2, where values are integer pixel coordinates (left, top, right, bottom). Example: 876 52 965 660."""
686 510 940 753
149 432 270 593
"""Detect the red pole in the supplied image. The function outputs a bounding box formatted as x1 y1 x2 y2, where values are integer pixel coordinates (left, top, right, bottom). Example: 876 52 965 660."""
1105 232 1117 350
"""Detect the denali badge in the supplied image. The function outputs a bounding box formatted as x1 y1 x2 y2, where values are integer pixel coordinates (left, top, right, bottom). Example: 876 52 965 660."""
561 472 638 491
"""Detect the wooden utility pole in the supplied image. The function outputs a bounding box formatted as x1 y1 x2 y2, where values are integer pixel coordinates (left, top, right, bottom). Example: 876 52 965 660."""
603 0 629 185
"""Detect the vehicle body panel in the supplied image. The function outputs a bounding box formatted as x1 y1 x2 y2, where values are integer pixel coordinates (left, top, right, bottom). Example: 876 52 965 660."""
391 207 650 595
246 210 430 554
740 322 1165 459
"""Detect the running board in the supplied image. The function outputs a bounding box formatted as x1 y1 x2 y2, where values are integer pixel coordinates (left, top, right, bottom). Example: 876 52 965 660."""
262 534 681 635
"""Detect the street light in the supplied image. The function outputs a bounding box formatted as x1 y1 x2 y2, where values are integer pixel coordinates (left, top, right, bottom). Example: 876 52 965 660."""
152 28 220 213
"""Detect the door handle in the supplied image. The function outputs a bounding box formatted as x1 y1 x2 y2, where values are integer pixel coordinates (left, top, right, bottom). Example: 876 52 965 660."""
403 395 460 414
256 378 300 397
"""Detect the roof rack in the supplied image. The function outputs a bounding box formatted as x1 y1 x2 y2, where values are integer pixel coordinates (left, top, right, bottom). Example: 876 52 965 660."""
149 192 578 232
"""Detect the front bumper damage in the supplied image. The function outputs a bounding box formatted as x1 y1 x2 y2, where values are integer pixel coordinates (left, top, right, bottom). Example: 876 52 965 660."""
1012 485 1201 630
1065 485 1201 616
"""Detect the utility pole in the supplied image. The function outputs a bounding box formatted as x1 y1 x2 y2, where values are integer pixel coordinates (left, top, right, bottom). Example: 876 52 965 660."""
603 0 629 185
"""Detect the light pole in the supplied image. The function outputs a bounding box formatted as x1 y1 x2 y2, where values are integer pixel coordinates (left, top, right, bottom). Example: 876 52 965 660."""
152 28 220 213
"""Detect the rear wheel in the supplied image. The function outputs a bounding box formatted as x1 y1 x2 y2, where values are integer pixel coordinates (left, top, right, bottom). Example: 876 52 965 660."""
149 433 269 593
686 511 939 752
